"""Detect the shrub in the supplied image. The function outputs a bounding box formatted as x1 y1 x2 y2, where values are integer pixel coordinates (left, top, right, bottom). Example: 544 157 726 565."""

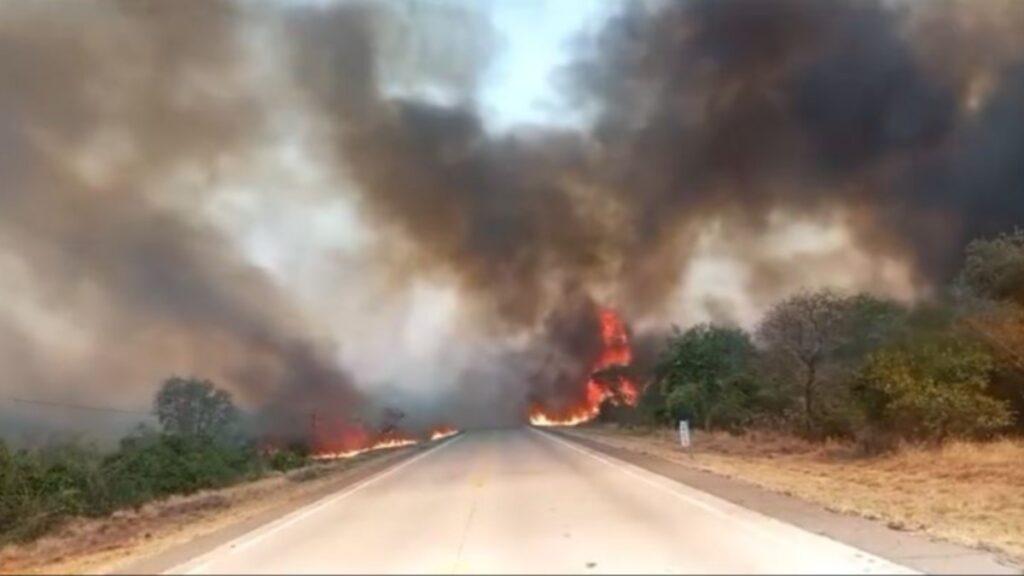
269 448 309 473
0 440 101 544
857 339 1013 442
655 324 759 430
0 441 35 542
99 430 262 510
0 378 271 545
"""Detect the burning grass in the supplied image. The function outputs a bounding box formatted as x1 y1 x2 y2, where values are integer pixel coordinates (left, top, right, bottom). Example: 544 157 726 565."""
566 424 1024 564
311 433 419 461
429 425 459 441
307 418 460 461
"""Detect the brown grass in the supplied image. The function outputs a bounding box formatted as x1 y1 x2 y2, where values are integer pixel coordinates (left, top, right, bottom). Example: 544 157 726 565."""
0 450 404 575
567 424 1024 563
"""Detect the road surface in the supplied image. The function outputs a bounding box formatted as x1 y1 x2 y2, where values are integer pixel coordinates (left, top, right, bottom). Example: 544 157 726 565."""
171 428 914 574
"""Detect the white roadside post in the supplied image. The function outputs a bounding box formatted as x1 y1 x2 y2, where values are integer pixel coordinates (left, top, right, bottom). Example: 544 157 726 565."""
678 419 691 455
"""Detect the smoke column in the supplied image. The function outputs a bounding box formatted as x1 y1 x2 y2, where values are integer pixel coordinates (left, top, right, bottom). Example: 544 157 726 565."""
3 0 1024 438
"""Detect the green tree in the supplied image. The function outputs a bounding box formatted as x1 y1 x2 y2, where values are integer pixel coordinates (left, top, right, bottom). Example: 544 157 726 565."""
959 229 1024 306
956 231 1024 430
756 290 850 436
154 377 239 438
834 294 908 362
655 324 757 430
858 339 1012 442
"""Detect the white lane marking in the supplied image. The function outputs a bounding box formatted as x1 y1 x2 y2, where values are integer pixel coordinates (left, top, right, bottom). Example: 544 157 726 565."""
169 434 465 575
531 428 918 575
531 428 778 539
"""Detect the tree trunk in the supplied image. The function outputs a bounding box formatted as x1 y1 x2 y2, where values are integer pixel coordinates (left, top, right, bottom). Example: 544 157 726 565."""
804 363 816 437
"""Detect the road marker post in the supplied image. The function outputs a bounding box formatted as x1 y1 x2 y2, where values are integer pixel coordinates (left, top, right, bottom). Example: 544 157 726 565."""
678 420 692 457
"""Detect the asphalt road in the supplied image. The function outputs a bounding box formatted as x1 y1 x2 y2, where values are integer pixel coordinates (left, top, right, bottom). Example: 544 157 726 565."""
170 428 915 575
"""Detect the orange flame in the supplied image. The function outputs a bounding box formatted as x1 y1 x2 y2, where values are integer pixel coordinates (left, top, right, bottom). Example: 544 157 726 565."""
309 419 461 460
530 307 639 427
368 430 419 452
429 424 459 441
309 418 421 461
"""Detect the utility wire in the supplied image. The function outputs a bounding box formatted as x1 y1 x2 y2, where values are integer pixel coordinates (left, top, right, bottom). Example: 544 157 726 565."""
0 396 153 416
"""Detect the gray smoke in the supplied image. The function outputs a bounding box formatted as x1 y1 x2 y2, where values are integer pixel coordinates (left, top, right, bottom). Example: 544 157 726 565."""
0 1 364 441
4 0 1024 438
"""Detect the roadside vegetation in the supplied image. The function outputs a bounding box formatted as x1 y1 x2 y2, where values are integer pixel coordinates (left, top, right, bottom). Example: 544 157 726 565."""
587 231 1024 563
622 231 1024 451
0 377 311 547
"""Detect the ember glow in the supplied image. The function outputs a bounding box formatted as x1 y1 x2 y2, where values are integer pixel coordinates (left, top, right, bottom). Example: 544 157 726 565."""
528 403 599 427
429 425 459 441
308 413 420 460
309 418 460 460
530 307 640 427
370 431 419 451
312 428 419 461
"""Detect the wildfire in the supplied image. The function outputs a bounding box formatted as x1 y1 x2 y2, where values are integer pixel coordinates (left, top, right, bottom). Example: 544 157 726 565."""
529 407 599 427
429 424 459 441
375 428 420 448
529 307 640 427
312 430 419 460
308 418 462 460
308 415 421 461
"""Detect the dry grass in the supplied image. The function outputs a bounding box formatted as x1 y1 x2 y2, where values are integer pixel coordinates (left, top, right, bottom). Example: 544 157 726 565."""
568 424 1024 563
0 450 403 575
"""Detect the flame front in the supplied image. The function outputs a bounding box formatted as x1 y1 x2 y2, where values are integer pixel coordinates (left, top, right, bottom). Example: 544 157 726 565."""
309 420 461 460
309 419 419 461
429 424 459 441
530 307 639 427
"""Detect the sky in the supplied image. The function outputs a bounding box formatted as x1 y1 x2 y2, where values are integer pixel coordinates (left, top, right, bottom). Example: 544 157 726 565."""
478 0 618 131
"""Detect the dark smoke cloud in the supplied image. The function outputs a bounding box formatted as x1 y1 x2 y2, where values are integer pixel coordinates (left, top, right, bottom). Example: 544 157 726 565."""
524 292 604 416
289 2 609 330
5 0 1024 437
577 0 1024 297
0 1 363 439
284 0 1024 421
291 0 1024 333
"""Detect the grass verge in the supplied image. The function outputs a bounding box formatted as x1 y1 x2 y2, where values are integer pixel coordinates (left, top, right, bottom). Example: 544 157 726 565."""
565 423 1024 563
0 449 404 575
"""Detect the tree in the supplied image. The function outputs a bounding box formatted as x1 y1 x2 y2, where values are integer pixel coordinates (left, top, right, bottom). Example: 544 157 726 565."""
858 339 1012 442
757 290 850 436
834 294 908 362
954 231 1024 431
153 377 239 439
654 324 757 430
959 229 1024 306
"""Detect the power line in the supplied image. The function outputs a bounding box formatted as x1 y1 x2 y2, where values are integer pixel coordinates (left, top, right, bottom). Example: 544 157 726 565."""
0 396 153 416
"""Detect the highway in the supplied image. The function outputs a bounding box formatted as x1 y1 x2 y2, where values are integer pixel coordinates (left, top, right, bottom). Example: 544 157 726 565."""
170 428 915 574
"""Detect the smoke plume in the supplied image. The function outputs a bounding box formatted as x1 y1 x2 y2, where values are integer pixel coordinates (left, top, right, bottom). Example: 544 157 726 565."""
0 1 362 440
292 0 1024 325
3 0 1024 438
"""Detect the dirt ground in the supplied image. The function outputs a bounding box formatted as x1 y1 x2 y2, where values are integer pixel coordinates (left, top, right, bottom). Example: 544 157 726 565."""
0 448 409 575
564 424 1024 564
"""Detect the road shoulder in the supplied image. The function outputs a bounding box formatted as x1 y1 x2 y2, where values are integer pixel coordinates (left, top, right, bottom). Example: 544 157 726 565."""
553 428 1021 575
109 446 423 575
